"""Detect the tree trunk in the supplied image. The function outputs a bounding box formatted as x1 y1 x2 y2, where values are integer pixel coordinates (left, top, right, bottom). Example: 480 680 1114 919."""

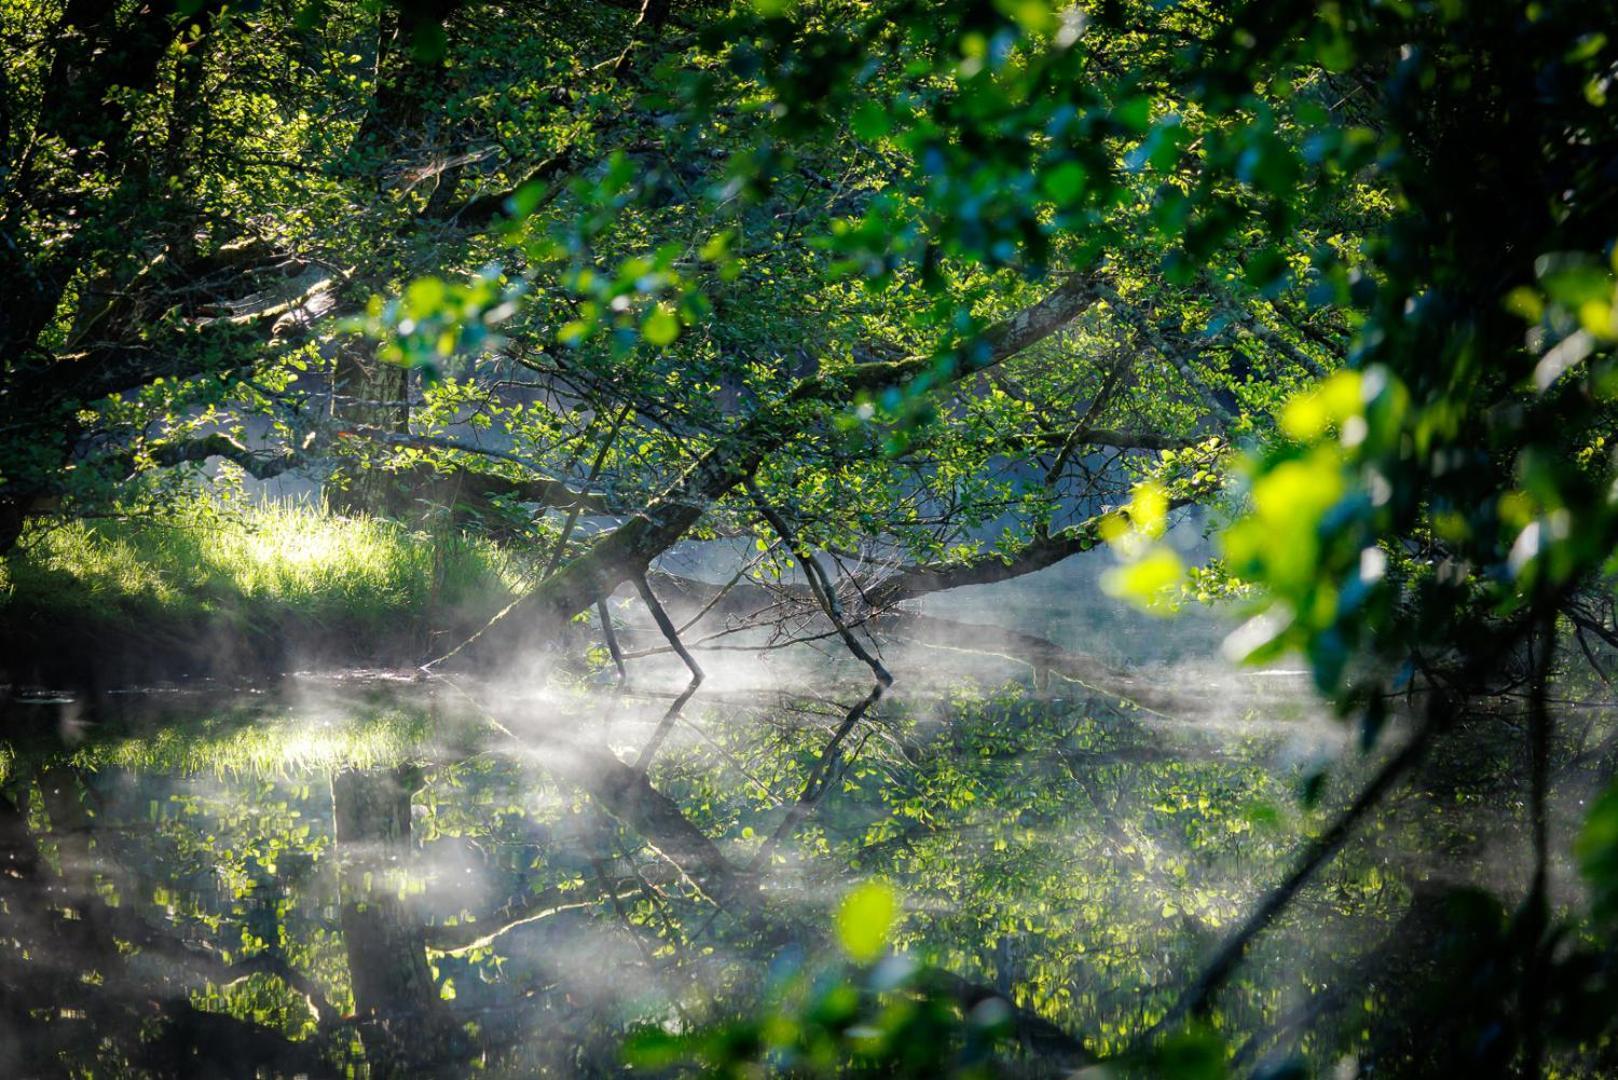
327 341 412 516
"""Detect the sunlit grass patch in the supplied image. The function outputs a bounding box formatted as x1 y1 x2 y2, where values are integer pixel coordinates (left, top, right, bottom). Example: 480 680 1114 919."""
2 501 528 646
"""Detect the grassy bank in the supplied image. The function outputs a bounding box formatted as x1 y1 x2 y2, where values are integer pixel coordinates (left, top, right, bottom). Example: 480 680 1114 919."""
1 503 529 683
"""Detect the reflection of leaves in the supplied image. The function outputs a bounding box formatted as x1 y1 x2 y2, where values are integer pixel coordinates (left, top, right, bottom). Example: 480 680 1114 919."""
623 951 1008 1077
625 880 1013 1075
1151 1025 1227 1080
1576 780 1618 922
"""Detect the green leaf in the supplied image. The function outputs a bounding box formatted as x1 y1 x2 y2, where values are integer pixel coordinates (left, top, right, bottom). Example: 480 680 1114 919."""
1040 160 1088 204
851 103 891 141
642 305 680 346
836 880 898 963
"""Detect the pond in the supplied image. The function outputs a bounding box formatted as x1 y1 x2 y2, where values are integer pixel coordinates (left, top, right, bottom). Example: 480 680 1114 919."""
0 580 1596 1077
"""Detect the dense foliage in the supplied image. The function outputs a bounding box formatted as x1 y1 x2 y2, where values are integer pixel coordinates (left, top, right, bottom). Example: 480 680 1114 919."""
6 0 1618 1075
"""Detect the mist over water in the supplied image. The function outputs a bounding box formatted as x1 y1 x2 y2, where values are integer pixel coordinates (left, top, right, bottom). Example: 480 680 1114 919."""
0 549 1602 1076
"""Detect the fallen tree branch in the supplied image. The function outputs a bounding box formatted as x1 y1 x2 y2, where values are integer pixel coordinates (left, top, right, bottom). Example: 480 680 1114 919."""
439 274 1105 666
147 433 308 479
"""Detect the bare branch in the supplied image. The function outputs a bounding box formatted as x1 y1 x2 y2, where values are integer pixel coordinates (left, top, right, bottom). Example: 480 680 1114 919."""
634 574 705 684
747 480 893 686
448 274 1105 665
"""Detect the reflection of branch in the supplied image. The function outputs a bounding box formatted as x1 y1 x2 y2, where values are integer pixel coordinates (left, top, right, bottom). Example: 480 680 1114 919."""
0 790 340 1068
748 681 885 872
1149 714 1440 1036
634 678 703 772
564 742 768 920
223 952 339 1031
920 966 1093 1066
447 689 1093 1066
424 884 638 955
590 853 698 1026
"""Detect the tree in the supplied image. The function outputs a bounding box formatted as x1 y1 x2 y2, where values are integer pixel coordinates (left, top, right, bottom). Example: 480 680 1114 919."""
2 0 1334 624
9 0 1618 1071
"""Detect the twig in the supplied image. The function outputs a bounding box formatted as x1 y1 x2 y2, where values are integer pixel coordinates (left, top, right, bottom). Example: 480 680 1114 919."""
633 574 705 684
747 480 893 686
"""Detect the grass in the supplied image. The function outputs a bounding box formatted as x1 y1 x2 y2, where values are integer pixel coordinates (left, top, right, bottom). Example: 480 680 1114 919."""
1 501 531 669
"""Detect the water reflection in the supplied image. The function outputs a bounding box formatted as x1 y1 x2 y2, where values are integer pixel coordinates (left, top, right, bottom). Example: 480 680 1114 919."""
0 662 1589 1076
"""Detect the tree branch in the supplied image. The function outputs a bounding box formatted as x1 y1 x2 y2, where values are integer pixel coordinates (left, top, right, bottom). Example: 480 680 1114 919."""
443 274 1104 666
747 480 893 686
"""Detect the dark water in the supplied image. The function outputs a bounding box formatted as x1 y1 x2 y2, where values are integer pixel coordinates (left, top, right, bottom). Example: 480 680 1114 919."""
1 625 1586 1079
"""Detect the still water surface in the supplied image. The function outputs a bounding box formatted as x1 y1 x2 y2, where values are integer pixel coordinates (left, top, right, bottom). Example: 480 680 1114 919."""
0 594 1563 1076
